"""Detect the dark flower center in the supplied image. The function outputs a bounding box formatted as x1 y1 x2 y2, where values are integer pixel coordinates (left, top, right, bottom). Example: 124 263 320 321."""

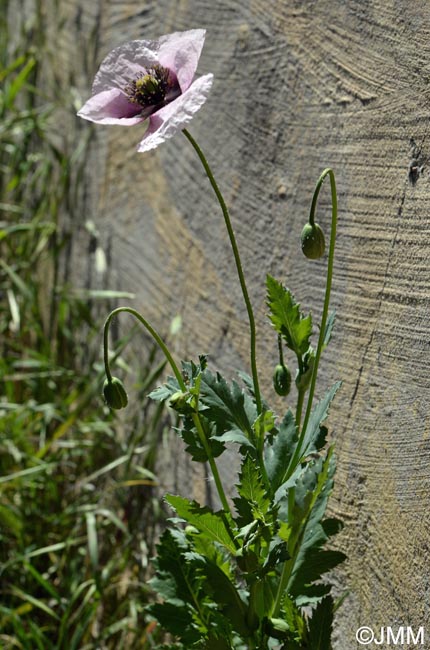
124 64 180 113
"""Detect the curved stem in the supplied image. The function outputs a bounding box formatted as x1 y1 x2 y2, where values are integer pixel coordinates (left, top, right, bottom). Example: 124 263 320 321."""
103 307 186 390
183 128 262 414
287 168 338 475
272 169 338 617
103 307 235 524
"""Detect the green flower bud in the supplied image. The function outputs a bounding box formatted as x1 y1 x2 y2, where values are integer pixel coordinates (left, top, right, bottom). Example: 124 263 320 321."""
301 222 325 259
263 617 290 640
273 363 291 396
169 390 189 411
185 525 200 536
295 353 315 392
103 377 128 410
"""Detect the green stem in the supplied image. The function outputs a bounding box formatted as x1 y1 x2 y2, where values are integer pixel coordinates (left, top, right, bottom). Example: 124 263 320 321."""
183 128 262 414
277 334 284 366
295 388 305 429
191 412 236 525
272 540 300 617
287 168 338 476
103 307 235 525
295 353 305 427
103 307 185 389
272 169 338 617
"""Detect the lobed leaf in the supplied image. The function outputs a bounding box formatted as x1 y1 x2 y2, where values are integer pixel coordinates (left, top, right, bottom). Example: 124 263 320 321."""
179 417 226 462
298 382 342 460
165 495 237 554
236 456 271 520
307 596 334 650
199 370 258 445
266 275 312 357
187 553 248 637
264 409 297 492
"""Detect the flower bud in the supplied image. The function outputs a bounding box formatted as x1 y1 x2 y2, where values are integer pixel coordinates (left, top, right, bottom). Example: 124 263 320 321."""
169 390 189 411
263 617 290 640
273 363 291 397
301 222 325 259
185 525 200 537
103 377 128 409
295 354 315 392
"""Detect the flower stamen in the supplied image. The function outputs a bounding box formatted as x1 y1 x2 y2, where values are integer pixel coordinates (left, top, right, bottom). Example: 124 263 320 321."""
124 64 180 113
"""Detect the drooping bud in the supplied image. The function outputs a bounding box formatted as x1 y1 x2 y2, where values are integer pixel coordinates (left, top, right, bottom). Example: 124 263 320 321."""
273 363 291 397
103 377 128 410
301 222 325 259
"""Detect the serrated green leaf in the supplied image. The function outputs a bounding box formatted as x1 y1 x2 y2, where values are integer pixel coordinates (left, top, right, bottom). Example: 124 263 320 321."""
180 417 226 462
199 370 257 444
296 584 332 606
212 430 254 449
284 448 346 599
278 595 306 645
237 456 271 519
148 375 181 401
187 553 248 637
262 537 290 573
289 549 346 599
147 602 200 643
299 453 337 556
165 495 237 554
264 409 297 491
299 382 341 460
307 595 334 650
151 529 194 599
266 275 312 356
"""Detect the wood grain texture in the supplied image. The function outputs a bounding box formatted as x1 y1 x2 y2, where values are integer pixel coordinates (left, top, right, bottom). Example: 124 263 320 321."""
51 0 430 643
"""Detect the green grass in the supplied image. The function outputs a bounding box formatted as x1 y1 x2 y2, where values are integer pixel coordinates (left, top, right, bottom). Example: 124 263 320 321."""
0 4 169 648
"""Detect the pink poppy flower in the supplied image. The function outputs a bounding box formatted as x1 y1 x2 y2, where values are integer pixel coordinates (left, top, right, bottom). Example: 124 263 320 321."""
77 29 213 153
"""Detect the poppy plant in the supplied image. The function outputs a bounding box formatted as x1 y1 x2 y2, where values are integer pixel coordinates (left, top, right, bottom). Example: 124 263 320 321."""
85 27 345 649
77 29 213 152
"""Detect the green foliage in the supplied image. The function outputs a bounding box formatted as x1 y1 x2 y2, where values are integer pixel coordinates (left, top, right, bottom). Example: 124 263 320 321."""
147 259 345 648
299 383 342 459
264 409 297 491
0 7 169 648
149 358 344 648
2 5 345 646
165 495 237 554
266 275 312 358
